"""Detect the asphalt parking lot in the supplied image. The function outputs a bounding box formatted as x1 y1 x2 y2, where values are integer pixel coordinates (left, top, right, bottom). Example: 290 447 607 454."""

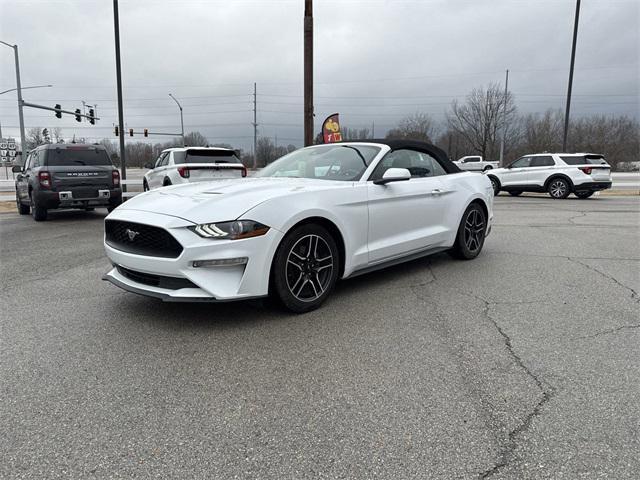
1 195 638 479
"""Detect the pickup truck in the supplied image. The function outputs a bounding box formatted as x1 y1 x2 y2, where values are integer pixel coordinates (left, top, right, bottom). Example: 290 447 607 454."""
453 155 499 172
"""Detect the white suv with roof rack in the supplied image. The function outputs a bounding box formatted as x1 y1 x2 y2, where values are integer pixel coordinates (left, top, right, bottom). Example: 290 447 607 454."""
486 153 612 199
143 147 247 191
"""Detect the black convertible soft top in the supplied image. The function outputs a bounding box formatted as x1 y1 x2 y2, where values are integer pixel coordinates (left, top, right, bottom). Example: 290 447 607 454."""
338 139 461 174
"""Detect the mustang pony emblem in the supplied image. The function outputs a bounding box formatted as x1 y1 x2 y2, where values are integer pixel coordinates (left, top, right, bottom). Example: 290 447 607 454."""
125 228 139 241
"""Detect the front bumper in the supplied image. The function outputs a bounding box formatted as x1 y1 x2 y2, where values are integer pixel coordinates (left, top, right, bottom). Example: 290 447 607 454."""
574 181 612 192
102 209 283 301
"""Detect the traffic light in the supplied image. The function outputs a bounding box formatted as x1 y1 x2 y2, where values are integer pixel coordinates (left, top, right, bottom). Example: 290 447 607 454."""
54 104 62 119
74 108 82 122
143 128 148 137
88 108 95 125
114 126 119 136
129 128 134 137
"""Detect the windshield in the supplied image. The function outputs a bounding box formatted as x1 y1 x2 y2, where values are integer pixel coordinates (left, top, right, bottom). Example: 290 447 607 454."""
46 148 112 166
173 149 240 164
256 144 381 181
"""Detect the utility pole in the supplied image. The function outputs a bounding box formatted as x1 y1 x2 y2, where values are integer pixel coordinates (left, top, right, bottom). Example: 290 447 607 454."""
0 41 26 161
113 0 127 193
371 121 375 139
499 68 509 166
169 93 185 146
303 0 313 146
563 0 581 152
253 82 257 168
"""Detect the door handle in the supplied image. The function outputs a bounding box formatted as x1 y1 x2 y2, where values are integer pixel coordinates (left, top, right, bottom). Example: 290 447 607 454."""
431 189 443 196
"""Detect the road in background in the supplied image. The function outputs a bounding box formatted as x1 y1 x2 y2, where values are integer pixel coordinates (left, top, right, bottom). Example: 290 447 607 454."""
1 197 638 478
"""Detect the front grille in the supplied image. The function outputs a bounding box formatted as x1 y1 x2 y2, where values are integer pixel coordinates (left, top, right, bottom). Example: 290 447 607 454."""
116 265 197 290
105 220 183 258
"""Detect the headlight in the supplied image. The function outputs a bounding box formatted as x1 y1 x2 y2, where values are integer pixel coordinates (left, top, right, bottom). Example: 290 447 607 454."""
189 220 270 240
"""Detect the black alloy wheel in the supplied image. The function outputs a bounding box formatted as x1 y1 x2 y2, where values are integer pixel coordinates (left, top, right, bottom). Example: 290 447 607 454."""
449 203 486 260
272 224 339 313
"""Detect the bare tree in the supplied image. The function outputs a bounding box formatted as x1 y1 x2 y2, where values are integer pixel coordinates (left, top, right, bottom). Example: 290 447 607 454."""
446 82 517 160
342 127 371 140
25 127 45 151
51 127 64 143
386 113 438 143
184 131 208 146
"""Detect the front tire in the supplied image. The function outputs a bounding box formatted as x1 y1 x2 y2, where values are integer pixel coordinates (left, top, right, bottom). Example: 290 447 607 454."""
30 195 47 221
548 178 570 199
16 194 30 215
143 179 149 191
509 191 523 197
449 203 487 260
272 224 340 313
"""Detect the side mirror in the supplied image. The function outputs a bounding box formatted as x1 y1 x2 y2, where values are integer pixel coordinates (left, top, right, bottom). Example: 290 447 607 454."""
11 165 22 173
143 163 153 169
374 167 411 185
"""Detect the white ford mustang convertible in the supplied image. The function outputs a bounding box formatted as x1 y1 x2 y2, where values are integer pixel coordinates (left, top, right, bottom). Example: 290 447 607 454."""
103 140 494 312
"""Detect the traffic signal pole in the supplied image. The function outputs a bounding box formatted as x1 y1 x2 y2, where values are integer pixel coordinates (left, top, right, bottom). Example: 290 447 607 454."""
563 0 581 152
113 0 127 193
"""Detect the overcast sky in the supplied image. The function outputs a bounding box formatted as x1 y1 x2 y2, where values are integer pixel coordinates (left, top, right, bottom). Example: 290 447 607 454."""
1 0 638 151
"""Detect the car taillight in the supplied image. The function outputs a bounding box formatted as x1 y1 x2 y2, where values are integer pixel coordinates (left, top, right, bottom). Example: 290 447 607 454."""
177 166 190 178
579 167 592 175
38 171 51 188
241 166 247 178
112 170 120 186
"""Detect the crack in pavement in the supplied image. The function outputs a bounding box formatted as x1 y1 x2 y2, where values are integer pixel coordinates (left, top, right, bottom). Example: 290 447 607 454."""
568 257 640 303
573 323 640 340
465 294 554 479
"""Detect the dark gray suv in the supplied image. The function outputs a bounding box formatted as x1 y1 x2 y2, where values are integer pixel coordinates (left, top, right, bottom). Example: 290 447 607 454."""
13 144 122 221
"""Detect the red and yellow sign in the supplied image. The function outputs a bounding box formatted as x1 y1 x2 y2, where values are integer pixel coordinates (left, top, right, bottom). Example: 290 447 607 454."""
322 113 342 143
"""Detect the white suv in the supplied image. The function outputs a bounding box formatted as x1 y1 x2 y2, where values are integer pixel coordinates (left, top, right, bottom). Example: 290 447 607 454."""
143 147 246 191
486 153 612 199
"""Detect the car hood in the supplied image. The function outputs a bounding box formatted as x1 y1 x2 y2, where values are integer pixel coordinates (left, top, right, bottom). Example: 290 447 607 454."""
117 177 352 224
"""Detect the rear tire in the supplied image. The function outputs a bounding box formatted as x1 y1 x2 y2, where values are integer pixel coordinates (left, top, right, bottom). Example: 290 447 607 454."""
575 191 594 199
509 191 523 197
271 224 340 313
547 178 570 199
449 203 487 260
30 195 47 221
488 176 500 196
483 166 493 171
16 194 30 215
163 178 172 187
143 179 149 191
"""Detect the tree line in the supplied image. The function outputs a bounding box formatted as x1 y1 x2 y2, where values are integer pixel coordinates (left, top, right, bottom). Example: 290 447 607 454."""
22 82 638 170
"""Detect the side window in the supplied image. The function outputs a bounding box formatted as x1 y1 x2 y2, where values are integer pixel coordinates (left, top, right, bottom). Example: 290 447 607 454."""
466 157 480 163
160 152 170 166
24 153 32 170
370 149 446 180
530 156 554 167
155 152 167 168
510 156 531 168
32 151 41 168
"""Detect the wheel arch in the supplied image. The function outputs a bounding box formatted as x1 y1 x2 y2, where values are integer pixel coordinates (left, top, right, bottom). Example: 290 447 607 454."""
544 173 574 191
270 216 347 282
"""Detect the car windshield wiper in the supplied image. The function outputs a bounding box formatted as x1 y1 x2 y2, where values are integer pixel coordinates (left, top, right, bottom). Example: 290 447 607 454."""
340 145 368 167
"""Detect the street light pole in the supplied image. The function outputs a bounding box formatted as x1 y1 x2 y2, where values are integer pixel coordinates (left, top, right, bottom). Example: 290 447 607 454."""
563 0 581 152
303 0 314 146
113 0 127 193
0 41 26 161
499 68 509 166
169 93 185 146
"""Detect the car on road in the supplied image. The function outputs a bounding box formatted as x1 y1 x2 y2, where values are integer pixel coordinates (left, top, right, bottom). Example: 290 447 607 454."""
103 140 494 312
143 147 247 191
14 143 122 221
453 155 499 172
486 153 612 199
